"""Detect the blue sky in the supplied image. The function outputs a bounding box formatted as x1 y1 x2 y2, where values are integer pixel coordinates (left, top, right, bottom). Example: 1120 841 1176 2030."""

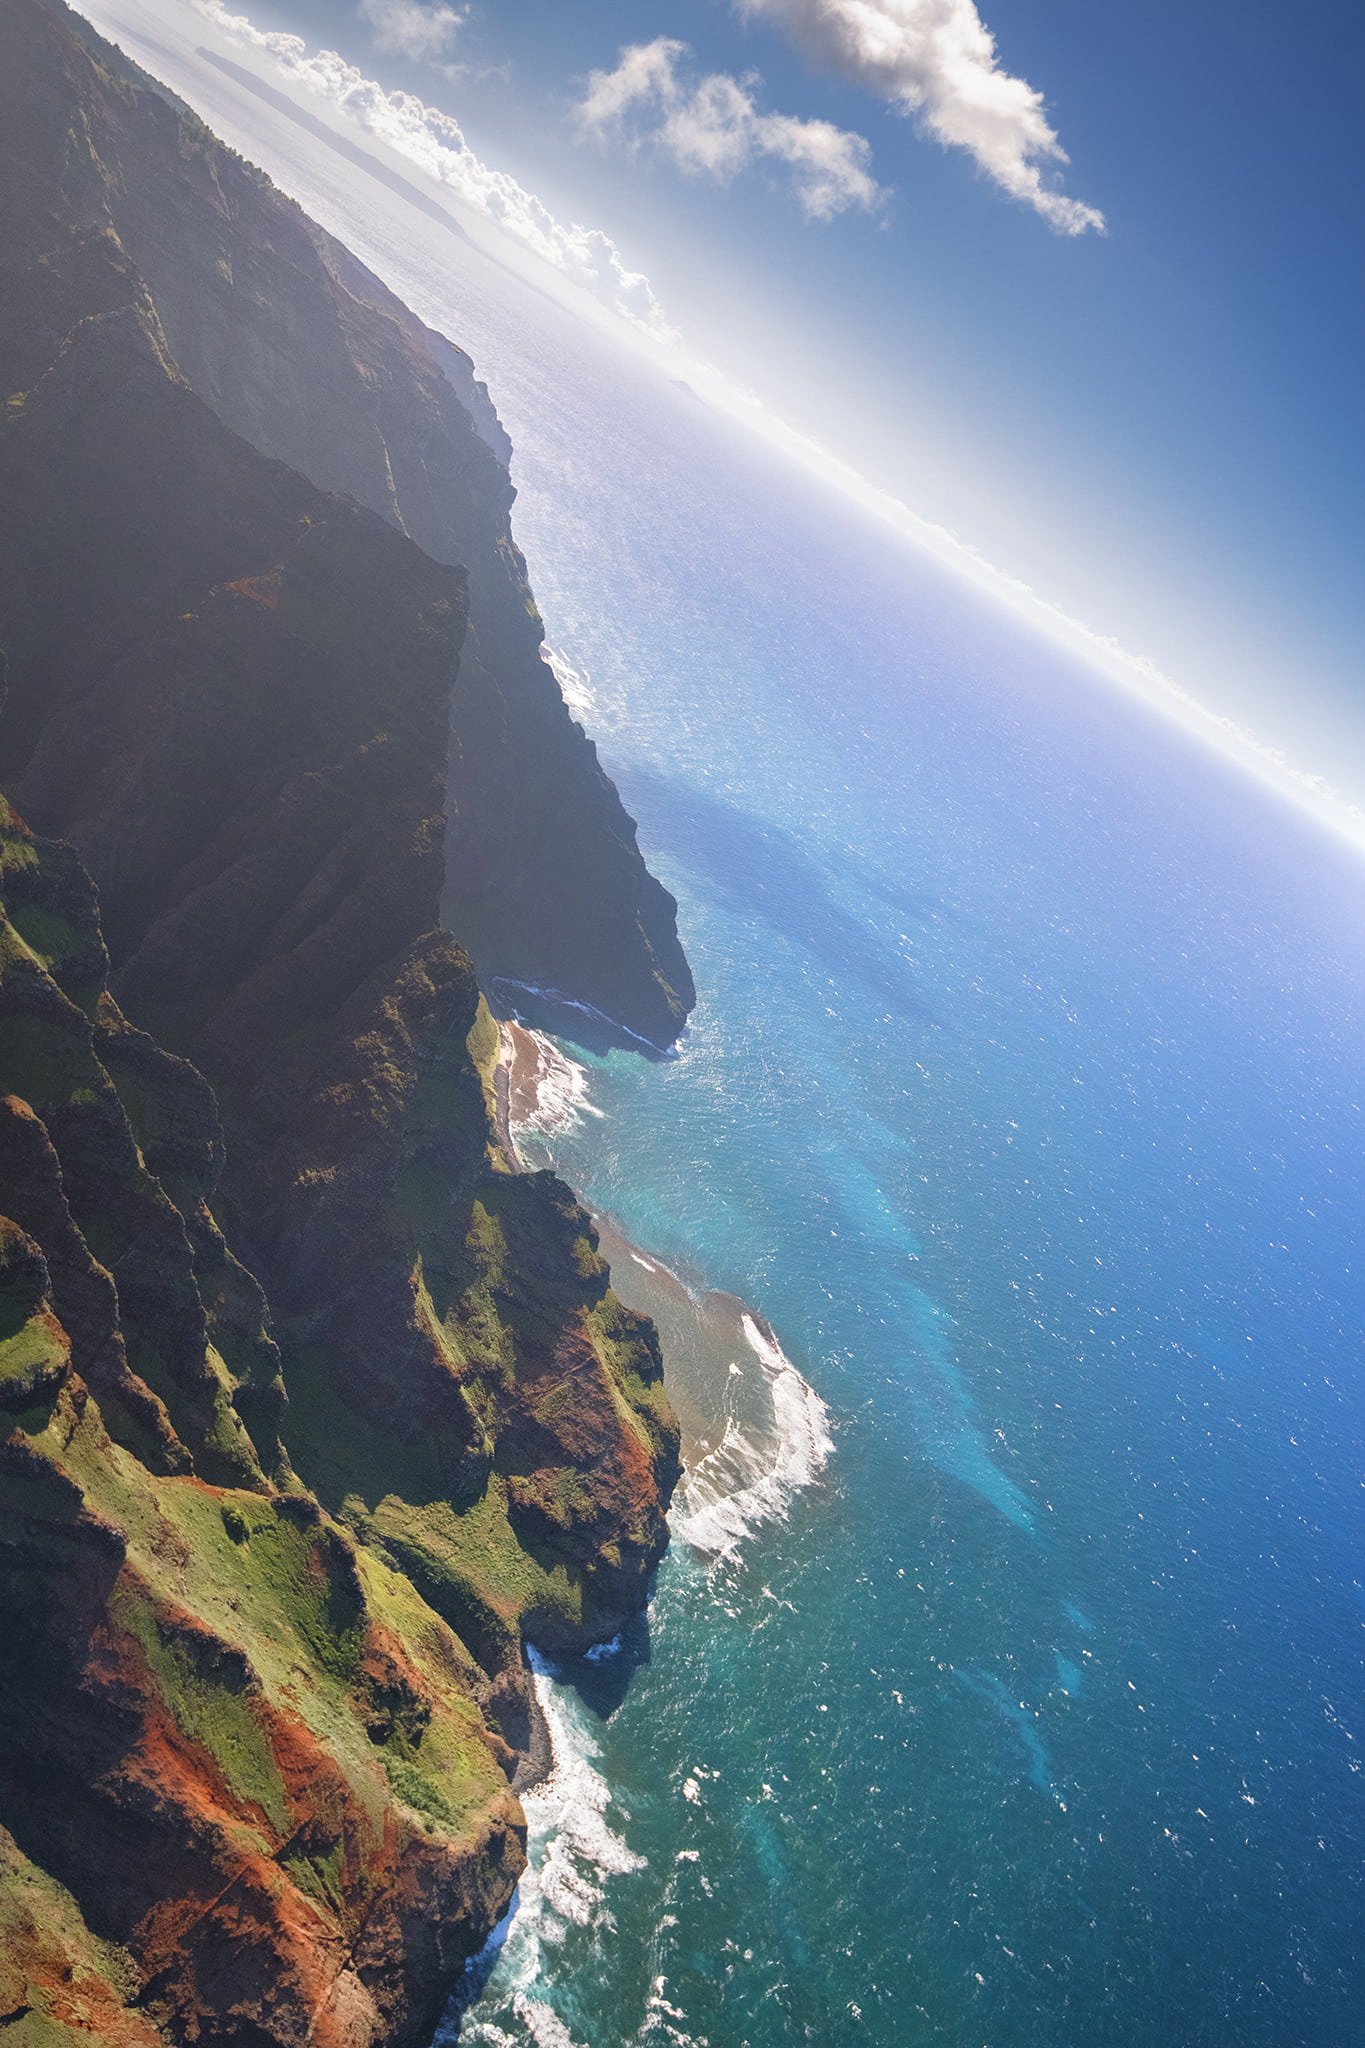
145 0 1364 801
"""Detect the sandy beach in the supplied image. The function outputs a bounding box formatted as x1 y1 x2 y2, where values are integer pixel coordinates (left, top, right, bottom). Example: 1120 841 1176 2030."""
496 1021 832 1557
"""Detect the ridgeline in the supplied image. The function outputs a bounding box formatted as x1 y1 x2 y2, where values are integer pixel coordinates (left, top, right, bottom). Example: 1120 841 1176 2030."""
0 2 688 2040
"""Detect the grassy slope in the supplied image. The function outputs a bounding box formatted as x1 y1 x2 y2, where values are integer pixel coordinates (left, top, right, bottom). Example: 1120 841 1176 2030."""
0 795 675 2046
0 10 682 2034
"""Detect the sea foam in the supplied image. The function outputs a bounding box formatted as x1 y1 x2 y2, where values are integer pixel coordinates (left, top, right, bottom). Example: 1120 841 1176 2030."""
522 1649 644 1929
540 644 596 717
492 976 669 1056
501 1024 602 1148
457 1651 645 2042
671 1313 834 1560
502 1028 834 1561
510 1998 584 2048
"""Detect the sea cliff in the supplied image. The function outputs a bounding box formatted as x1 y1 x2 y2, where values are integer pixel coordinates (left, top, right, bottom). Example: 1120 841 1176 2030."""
0 2 685 2040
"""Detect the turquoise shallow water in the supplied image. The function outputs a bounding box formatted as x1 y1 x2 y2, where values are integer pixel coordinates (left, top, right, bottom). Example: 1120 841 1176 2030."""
436 288 1365 2048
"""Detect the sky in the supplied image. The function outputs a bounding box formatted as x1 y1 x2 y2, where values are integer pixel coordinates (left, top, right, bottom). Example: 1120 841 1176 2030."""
89 0 1364 812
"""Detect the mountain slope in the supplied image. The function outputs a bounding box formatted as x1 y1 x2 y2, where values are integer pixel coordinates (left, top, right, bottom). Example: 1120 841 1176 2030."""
0 0 694 1052
0 2 685 2040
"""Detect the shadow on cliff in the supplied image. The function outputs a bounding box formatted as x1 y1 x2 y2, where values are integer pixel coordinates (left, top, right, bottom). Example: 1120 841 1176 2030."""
611 763 940 1026
537 1599 655 1720
437 1907 517 2041
488 977 681 1061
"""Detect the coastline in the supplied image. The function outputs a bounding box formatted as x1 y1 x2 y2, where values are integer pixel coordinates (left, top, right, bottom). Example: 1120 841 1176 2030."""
447 1022 837 2036
495 1021 833 1550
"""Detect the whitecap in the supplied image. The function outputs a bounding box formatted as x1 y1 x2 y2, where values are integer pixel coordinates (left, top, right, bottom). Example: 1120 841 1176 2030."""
521 1649 644 1935
511 1996 586 2048
452 1652 645 2030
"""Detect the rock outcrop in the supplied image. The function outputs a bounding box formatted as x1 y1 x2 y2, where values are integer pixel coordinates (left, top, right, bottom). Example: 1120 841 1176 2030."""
0 3 684 2041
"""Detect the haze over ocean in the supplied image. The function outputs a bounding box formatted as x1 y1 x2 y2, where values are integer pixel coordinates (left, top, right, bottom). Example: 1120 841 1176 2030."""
73 12 1365 2040
441 275 1365 2046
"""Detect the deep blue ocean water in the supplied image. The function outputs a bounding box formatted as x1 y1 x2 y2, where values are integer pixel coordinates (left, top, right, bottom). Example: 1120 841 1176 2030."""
434 293 1365 2048
59 20 1365 2037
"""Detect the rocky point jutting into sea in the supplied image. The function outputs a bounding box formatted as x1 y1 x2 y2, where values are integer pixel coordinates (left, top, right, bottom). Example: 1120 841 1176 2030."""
0 2 691 2039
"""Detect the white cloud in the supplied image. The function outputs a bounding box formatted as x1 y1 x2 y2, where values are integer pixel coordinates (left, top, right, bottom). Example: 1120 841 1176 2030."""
195 2 678 339
357 0 464 64
739 0 1104 234
578 39 884 221
108 2 1362 856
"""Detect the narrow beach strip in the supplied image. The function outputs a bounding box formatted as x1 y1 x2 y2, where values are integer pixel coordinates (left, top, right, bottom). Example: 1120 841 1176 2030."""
496 1021 833 1556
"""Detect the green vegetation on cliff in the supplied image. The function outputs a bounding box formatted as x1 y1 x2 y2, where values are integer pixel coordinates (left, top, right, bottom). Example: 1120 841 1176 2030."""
0 3 686 2042
0 578 677 2048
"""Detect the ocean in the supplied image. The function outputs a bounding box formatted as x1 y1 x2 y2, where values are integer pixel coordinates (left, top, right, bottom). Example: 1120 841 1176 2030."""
68 11 1365 2040
435 329 1365 2048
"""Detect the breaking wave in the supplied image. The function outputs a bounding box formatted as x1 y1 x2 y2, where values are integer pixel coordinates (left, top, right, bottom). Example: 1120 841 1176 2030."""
523 1648 645 1929
541 644 596 717
671 1313 833 1560
500 1025 833 1560
455 1652 644 2046
490 977 672 1057
502 1024 602 1146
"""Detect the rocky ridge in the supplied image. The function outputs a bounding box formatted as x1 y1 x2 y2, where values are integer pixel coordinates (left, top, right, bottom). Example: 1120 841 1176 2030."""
0 2 685 2041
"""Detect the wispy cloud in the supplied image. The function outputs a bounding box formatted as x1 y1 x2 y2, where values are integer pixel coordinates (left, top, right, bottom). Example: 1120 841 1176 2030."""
357 0 465 65
196 2 678 339
739 0 1104 234
131 4 1359 855
578 39 884 221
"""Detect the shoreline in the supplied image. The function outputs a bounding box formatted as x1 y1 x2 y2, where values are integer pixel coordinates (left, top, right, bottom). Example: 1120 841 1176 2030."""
495 1020 772 1465
461 1019 836 2023
494 1019 833 1537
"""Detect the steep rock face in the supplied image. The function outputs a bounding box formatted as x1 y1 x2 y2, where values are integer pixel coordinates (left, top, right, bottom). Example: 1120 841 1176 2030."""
0 0 693 1051
0 3 684 2040
0 790 281 1488
0 798 521 2043
0 793 675 2045
0 271 680 1630
0 1821 166 2048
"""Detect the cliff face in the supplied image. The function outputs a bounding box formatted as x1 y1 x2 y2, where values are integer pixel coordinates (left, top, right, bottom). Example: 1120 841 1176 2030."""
0 797 532 2046
0 0 694 1053
0 2 683 2041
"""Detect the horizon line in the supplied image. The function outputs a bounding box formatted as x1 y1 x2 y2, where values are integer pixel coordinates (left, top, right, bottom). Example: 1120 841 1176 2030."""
95 0 1365 862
